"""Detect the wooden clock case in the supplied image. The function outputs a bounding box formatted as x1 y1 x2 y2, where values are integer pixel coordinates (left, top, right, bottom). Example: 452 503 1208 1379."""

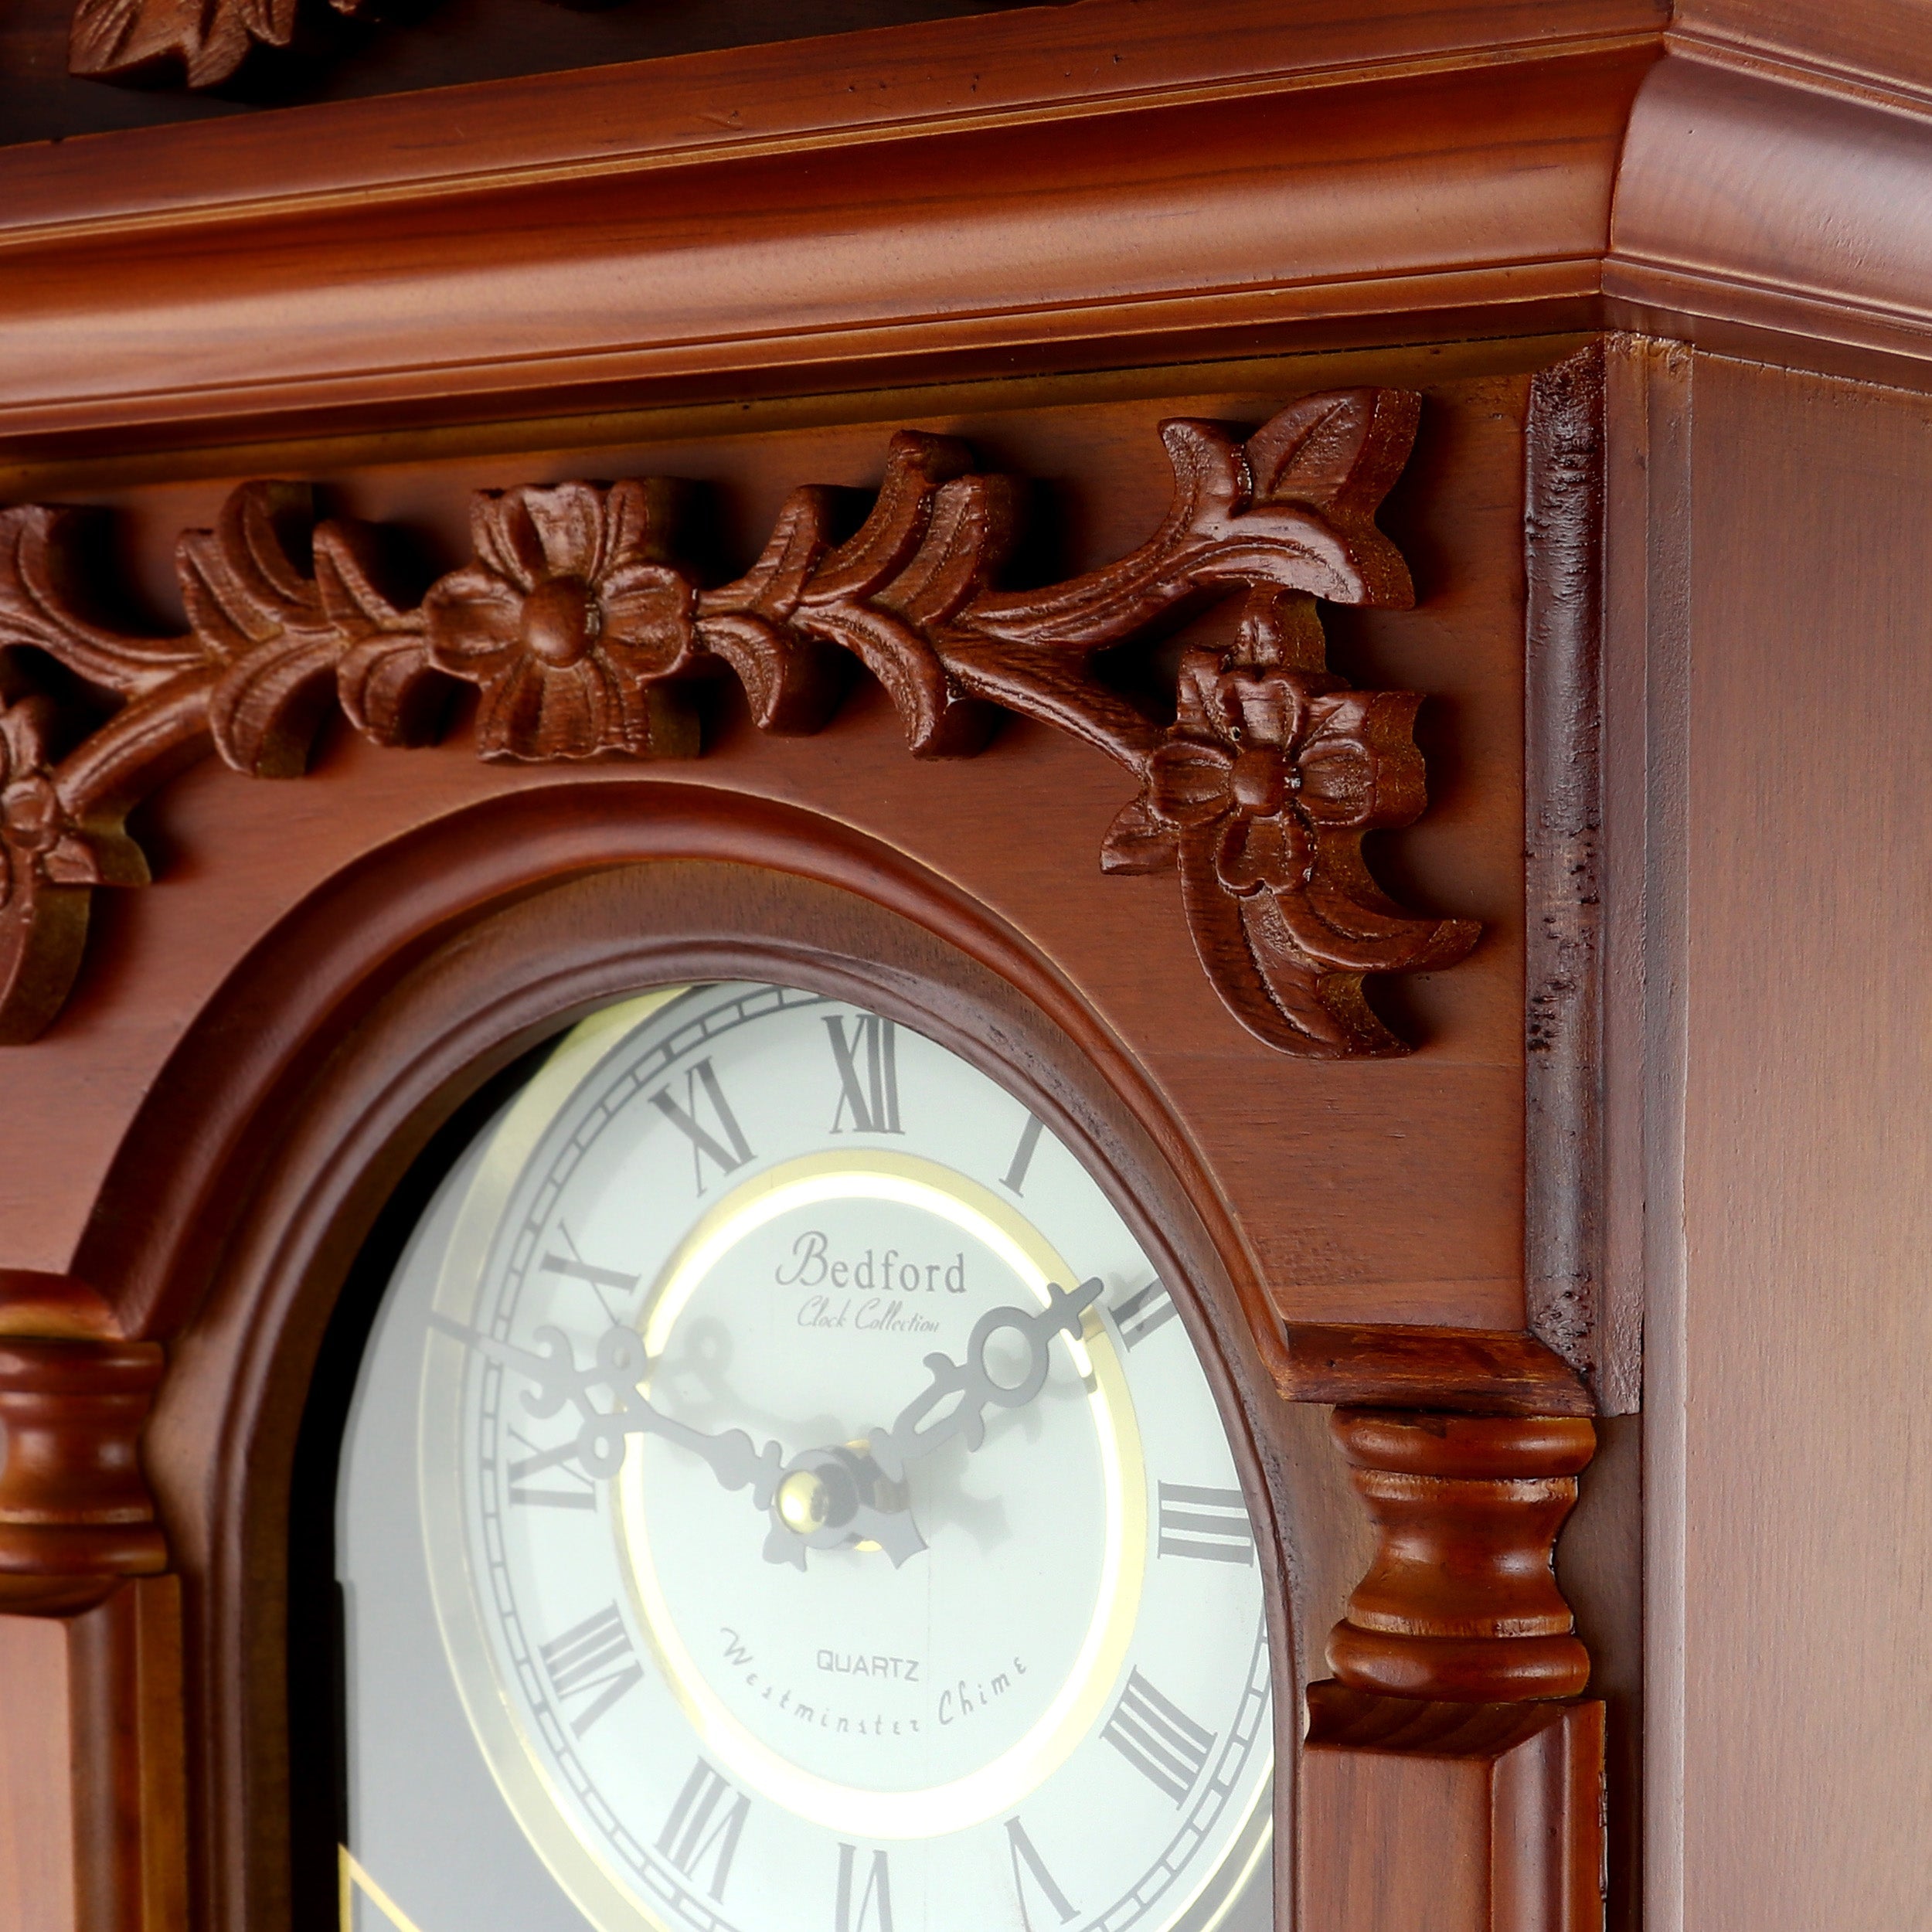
5 2 1932 1930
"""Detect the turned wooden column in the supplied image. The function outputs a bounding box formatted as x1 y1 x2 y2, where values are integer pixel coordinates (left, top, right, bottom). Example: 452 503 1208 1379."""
1325 1406 1594 1701
0 1274 185 1929
1299 1406 1605 1932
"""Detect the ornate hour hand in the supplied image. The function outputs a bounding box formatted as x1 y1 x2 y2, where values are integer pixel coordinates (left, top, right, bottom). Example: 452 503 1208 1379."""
758 1277 1104 1572
427 1314 789 1506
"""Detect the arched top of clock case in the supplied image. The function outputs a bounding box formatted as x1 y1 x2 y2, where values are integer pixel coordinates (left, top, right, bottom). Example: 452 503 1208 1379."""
95 782 1317 1932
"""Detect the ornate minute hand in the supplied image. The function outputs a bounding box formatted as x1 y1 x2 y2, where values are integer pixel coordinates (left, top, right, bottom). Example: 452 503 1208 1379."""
758 1277 1104 1571
867 1276 1104 1479
428 1313 789 1505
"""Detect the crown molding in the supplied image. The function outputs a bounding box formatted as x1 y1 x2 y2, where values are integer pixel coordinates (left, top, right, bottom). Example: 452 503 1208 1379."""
2 2 1930 455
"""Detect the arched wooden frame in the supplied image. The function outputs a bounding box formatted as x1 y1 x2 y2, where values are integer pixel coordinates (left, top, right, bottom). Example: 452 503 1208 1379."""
85 781 1326 1931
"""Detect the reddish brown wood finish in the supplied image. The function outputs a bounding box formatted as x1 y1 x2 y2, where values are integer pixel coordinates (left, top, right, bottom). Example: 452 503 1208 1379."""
1325 1407 1594 1702
5 4 1932 456
1299 1685 1605 1932
0 366 1532 1336
0 1335 166 1615
107 859 1300 1930
71 0 372 88
0 1578 186 1931
0 389 1475 1057
0 18 1651 453
1284 1325 1592 1418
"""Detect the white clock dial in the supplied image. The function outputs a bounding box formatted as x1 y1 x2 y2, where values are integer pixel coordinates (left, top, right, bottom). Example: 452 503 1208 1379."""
338 982 1273 1932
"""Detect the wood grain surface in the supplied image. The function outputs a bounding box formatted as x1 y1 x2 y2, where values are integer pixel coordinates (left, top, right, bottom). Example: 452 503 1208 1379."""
8 2 1932 456
0 365 1535 1340
1659 353 1932 1930
1300 1685 1605 1932
1322 1408 1594 1702
0 12 1650 450
0 1613 77 1927
126 858 1304 1929
0 387 1478 1060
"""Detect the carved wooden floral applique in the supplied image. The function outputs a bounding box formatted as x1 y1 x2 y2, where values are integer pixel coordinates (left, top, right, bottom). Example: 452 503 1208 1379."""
0 388 1478 1056
70 0 565 87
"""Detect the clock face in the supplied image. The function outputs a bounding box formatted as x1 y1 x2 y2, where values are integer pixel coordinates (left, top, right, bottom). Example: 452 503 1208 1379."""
337 982 1273 1932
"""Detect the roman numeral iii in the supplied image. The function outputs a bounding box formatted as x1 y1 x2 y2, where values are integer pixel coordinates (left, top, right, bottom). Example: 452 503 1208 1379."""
826 1015 903 1135
539 1604 644 1736
1101 1668 1216 1804
657 1761 749 1901
648 1059 755 1192
1156 1483 1256 1564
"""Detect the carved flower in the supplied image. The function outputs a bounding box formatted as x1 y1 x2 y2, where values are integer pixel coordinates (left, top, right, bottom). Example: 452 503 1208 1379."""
424 480 699 760
1125 649 1411 889
0 694 98 912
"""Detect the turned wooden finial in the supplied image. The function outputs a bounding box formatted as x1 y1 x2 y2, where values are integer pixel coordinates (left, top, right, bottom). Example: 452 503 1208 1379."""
1325 1406 1595 1702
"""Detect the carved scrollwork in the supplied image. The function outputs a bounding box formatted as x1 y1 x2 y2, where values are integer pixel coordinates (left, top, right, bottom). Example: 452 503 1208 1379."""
0 388 1477 1056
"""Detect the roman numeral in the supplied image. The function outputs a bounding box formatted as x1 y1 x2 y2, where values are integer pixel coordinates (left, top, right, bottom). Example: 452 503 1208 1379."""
1000 1113 1045 1195
540 1224 640 1301
507 1427 597 1511
1111 1277 1178 1350
1156 1483 1255 1565
649 1059 754 1192
825 1015 903 1134
1101 1668 1216 1804
835 1845 894 1932
657 1761 749 1901
539 1604 644 1736
1004 1818 1077 1930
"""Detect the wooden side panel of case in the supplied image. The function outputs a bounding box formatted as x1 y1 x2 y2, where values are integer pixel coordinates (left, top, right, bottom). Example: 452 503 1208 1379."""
1298 1687 1605 1932
0 1580 185 1932
0 1612 79 1930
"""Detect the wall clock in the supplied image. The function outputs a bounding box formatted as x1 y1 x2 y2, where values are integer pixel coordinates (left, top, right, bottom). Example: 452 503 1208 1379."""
336 980 1274 1932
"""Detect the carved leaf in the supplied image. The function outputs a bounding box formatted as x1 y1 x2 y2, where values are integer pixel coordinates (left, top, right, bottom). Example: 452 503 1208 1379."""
69 0 294 86
0 506 202 697
1097 794 1177 875
0 385 1475 1055
317 525 448 749
174 484 349 777
1244 388 1421 521
1175 827 1357 1055
177 482 320 661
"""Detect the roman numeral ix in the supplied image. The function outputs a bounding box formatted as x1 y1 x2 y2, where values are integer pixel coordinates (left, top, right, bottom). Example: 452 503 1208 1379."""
1101 1669 1216 1804
826 1015 903 1135
649 1059 755 1192
539 1604 645 1736
1156 1483 1256 1565
657 1761 749 1901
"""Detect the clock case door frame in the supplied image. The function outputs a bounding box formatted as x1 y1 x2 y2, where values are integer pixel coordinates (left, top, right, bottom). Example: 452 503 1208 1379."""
112 794 1315 1931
